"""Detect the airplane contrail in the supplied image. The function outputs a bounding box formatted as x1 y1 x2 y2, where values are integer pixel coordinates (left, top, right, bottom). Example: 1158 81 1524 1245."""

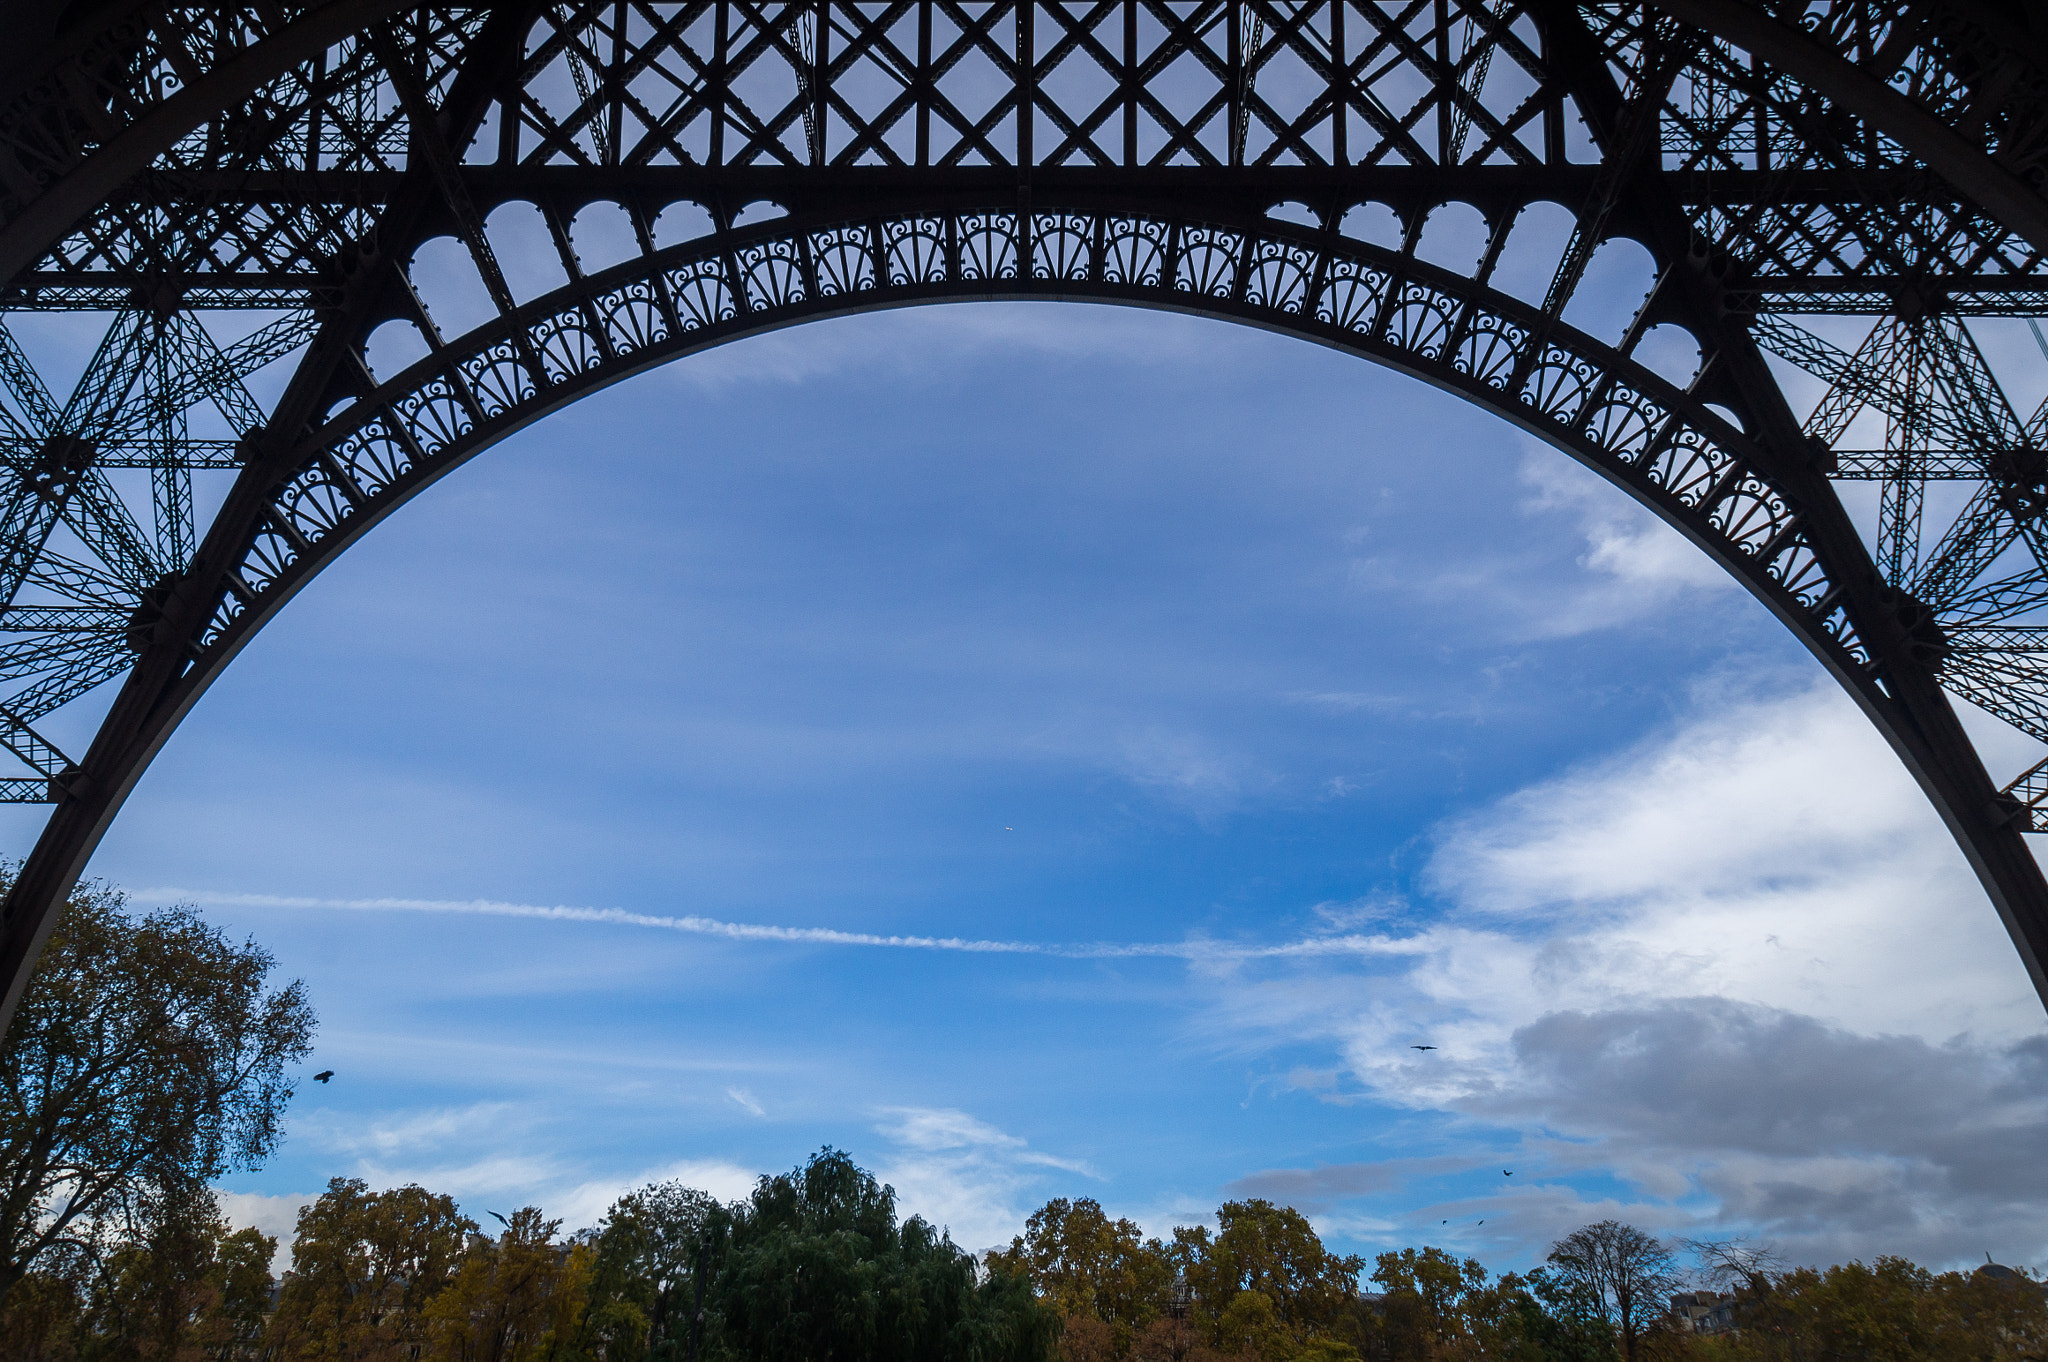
133 888 1420 962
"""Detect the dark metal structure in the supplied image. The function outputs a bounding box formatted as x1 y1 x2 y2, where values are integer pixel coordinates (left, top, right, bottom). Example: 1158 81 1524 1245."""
0 0 2044 1028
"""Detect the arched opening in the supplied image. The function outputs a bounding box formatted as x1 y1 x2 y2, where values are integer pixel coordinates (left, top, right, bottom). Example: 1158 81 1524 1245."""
1 0 2043 1289
71 298 2037 1264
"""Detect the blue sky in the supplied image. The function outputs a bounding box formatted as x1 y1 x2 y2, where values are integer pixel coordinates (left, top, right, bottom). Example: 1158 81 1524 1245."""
9 299 2045 1274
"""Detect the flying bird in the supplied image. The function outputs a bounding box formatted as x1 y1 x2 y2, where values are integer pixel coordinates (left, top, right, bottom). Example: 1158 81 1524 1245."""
1410 1045 1436 1051
487 1211 509 1227
1478 1221 1485 1226
312 1071 333 1083
1503 1170 1512 1177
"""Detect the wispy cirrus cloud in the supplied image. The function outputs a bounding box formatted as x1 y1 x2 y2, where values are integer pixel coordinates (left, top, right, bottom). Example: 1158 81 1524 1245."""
669 302 1253 389
872 1107 1097 1254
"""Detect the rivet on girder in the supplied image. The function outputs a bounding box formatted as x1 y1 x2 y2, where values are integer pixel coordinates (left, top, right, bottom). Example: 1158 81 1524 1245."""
46 766 93 803
1875 586 1949 671
124 574 178 654
27 435 95 502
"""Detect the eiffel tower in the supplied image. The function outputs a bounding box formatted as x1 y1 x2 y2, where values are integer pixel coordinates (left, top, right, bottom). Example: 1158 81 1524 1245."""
0 1 2045 1024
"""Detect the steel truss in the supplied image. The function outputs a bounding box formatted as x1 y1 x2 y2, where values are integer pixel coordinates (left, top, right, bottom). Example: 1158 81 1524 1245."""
1 0 2047 1025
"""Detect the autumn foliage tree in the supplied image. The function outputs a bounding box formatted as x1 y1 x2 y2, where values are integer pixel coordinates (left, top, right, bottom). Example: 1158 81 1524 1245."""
0 879 314 1306
424 1206 592 1362
1171 1200 1366 1359
993 1197 1370 1362
990 1198 1171 1355
266 1177 477 1359
1697 1256 2048 1362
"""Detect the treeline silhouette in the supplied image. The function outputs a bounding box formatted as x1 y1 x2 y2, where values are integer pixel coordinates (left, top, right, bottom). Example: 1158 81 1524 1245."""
992 1195 2048 1361
3 1151 2044 1361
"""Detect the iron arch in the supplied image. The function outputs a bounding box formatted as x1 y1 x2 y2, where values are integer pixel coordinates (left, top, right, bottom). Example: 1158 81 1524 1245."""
1 0 2046 1029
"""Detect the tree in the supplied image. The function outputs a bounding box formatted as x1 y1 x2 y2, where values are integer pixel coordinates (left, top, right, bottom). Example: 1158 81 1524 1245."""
1696 1256 2048 1362
988 1198 1171 1354
1546 1223 1678 1362
1207 1201 1364 1334
579 1180 721 1362
206 1220 281 1359
423 1206 591 1362
1682 1240 1780 1298
1173 1201 1362 1356
1368 1246 1491 1360
0 879 315 1307
710 1148 1056 1362
1516 1265 1618 1362
0 1266 78 1360
0 1184 286 1362
266 1177 477 1360
72 1188 278 1361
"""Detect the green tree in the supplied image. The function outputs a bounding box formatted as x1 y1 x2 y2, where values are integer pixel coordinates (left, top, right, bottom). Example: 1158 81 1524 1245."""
0 1267 80 1360
1351 1249 1602 1362
708 1148 1055 1362
1516 1265 1618 1362
0 880 315 1307
204 1221 280 1360
578 1181 720 1362
1370 1246 1488 1360
266 1177 476 1361
1210 1200 1364 1332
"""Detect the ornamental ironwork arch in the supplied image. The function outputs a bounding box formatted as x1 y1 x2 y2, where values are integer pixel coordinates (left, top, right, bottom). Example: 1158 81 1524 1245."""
0 0 2047 1030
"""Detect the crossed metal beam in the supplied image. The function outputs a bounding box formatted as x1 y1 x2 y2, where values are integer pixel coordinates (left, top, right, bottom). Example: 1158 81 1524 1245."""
0 0 2046 1032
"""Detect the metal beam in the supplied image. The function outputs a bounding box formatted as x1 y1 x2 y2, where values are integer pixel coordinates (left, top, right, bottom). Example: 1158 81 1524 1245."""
0 0 416 292
1651 0 2048 256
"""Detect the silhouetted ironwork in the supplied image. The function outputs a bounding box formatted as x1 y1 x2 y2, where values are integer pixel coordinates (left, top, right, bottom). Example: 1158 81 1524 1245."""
0 0 2045 1025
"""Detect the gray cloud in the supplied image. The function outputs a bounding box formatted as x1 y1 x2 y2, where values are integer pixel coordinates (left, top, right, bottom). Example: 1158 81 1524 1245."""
1507 1000 2047 1158
1226 999 2048 1267
1493 998 2048 1265
1224 1160 1416 1210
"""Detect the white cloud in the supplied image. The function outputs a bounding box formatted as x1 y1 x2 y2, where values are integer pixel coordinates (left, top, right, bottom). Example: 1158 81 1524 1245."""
1336 445 1749 649
872 1107 1096 1254
879 1106 1026 1152
727 1087 767 1117
1416 678 2036 1041
293 1093 762 1236
1510 448 1736 636
1114 726 1255 820
300 1102 521 1159
214 1190 319 1271
1185 678 2048 1267
545 1159 761 1234
668 302 1249 388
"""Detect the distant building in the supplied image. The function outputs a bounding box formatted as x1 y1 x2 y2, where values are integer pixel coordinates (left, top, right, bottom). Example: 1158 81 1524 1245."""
1670 1290 1738 1335
1975 1261 2048 1299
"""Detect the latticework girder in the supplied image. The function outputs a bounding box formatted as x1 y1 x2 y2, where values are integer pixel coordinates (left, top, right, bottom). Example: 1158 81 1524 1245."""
2 0 2048 1027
